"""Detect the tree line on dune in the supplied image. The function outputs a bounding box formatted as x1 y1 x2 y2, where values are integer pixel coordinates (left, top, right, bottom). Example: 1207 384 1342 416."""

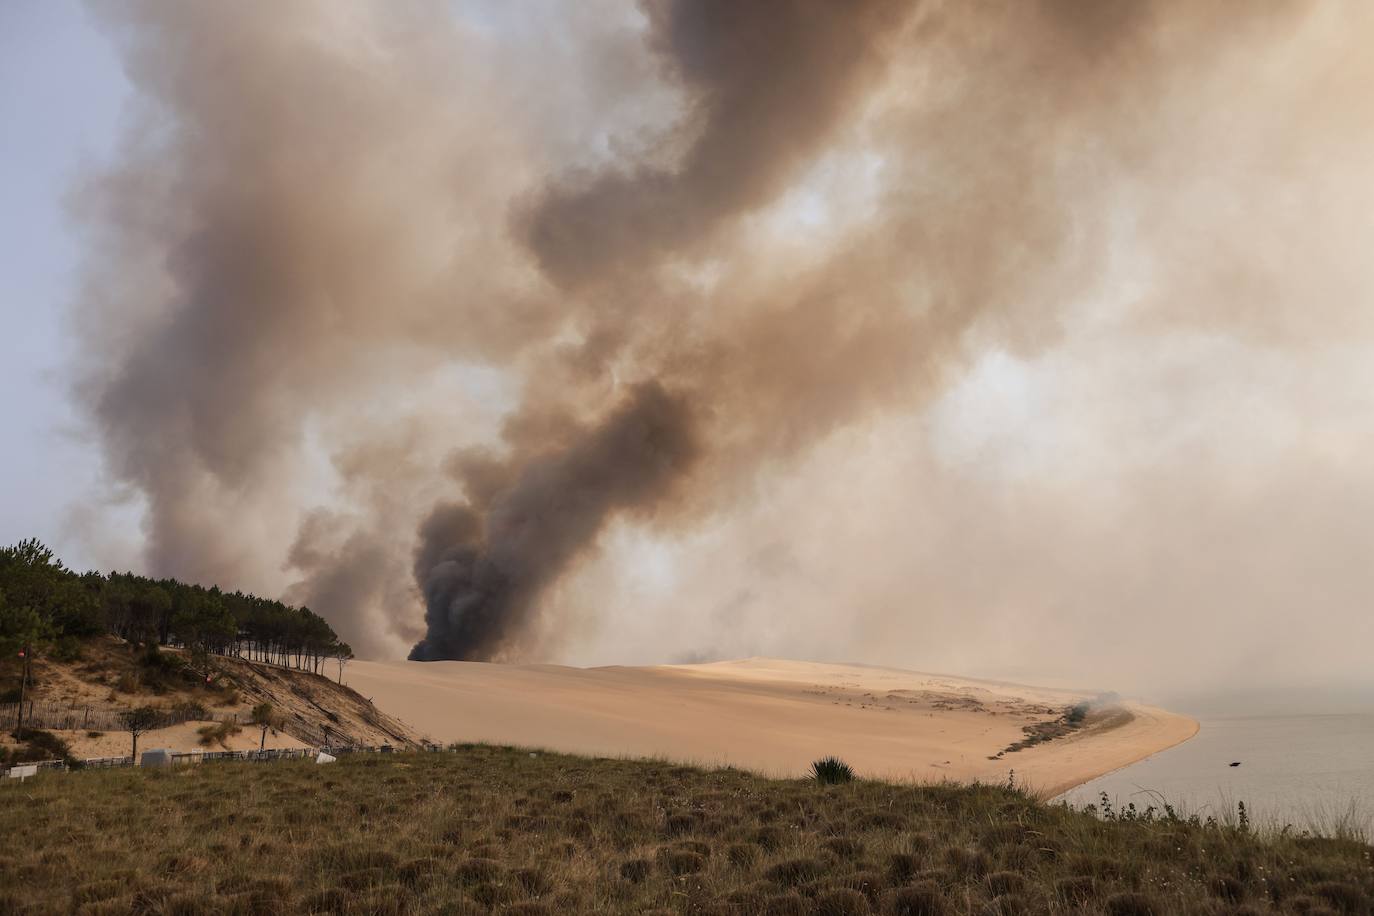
0 538 352 678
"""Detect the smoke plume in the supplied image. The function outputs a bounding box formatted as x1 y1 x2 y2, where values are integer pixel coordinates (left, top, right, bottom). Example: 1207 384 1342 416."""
521 0 911 288
411 0 916 659
72 1 1374 693
411 382 696 660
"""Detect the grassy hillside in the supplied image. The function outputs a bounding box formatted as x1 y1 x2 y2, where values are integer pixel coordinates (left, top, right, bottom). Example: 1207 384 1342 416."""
1 747 1370 915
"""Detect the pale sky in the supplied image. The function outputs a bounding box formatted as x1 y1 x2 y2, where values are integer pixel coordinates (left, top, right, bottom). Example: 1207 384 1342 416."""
1 0 130 569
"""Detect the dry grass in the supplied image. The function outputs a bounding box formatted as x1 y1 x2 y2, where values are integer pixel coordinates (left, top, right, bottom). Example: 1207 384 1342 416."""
0 745 1371 915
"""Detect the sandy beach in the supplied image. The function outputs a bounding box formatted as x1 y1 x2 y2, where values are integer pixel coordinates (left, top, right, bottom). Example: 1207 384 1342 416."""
347 657 1197 797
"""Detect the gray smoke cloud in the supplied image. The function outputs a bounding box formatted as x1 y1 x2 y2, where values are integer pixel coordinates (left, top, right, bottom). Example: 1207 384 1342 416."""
411 383 696 660
411 0 917 660
520 0 911 289
71 1 1374 693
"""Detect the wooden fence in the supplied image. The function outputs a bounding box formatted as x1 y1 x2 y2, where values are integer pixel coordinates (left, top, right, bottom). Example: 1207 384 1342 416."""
7 744 400 778
0 701 368 752
1 700 241 734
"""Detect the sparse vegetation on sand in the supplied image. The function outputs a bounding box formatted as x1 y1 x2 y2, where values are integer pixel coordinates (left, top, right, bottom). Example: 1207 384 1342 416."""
0 726 75 768
2 746 1370 915
989 701 1109 761
196 719 243 750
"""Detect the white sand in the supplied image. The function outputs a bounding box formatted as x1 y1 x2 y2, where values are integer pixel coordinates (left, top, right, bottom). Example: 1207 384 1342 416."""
347 657 1197 797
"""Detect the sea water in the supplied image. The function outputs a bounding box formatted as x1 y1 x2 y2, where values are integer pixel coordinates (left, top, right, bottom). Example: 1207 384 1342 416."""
1058 713 1374 837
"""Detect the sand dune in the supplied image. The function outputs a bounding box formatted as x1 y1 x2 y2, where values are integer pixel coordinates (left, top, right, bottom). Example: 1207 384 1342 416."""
347 657 1196 797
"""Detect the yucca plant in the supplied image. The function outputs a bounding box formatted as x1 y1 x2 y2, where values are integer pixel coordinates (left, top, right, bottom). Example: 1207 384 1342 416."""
810 756 855 785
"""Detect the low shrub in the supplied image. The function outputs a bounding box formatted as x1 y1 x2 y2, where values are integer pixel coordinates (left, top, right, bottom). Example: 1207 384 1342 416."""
671 839 711 859
762 891 810 915
815 887 870 915
300 888 346 913
453 857 502 884
888 851 922 883
513 866 551 896
1209 874 1243 902
985 871 1026 896
619 859 652 883
888 882 948 916
726 843 759 868
981 894 1029 916
841 870 886 903
811 756 855 785
469 881 520 908
504 904 551 916
1054 875 1097 904
6 727 76 766
1104 891 1161 916
664 812 697 836
823 836 864 859
396 857 444 888
753 825 785 850
765 857 824 886
196 721 242 749
944 846 989 879
127 645 210 695
51 636 85 663
661 849 705 876
1313 880 1369 913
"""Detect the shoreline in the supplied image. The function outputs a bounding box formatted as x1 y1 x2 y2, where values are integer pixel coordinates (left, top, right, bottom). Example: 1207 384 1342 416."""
347 656 1199 795
1018 702 1201 799
1053 708 1203 800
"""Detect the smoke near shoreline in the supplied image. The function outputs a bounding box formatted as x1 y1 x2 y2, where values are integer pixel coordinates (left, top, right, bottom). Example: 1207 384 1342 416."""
70 2 1374 689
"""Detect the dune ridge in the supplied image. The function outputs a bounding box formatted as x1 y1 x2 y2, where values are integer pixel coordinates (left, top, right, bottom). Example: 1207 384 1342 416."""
348 657 1196 796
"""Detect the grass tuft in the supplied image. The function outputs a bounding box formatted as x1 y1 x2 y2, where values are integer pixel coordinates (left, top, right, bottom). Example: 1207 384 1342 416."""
619 858 652 883
811 756 856 785
1104 890 1161 916
815 886 870 915
765 857 825 886
888 881 949 916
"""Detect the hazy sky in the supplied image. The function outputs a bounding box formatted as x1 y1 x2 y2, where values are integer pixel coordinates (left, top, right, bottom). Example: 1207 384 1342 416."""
1 1 133 569
4 3 1373 705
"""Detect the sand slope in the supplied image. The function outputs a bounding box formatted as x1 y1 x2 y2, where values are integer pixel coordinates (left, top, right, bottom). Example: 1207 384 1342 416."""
348 657 1196 796
20 637 424 751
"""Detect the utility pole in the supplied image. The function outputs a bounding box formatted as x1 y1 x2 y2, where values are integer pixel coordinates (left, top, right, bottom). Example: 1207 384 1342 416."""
15 644 30 735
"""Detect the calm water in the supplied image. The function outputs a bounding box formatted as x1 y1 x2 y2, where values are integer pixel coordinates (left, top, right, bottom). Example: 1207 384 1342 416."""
1058 713 1374 837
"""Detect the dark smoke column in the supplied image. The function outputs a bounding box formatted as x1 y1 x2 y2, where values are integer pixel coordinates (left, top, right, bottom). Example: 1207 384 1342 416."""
410 0 911 661
410 384 697 661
